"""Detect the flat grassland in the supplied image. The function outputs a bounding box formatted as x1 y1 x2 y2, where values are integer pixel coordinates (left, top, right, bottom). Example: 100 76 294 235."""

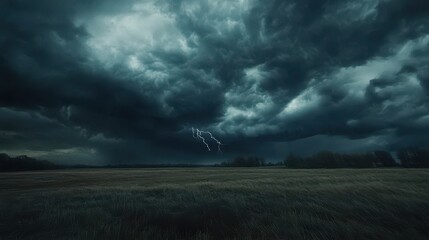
0 168 428 240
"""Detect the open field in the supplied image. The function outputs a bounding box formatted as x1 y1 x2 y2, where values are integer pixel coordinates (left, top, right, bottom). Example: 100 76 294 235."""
0 168 428 240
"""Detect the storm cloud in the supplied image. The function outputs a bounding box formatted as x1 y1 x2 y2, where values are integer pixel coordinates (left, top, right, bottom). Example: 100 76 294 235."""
1 0 429 164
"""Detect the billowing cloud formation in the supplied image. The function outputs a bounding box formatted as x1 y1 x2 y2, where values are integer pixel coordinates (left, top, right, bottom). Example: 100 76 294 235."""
1 0 429 164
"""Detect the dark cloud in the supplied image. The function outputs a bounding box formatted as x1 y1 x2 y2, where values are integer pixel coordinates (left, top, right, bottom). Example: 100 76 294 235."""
1 0 429 164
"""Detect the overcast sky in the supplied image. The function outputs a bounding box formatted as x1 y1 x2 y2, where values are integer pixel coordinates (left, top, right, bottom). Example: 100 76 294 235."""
1 0 429 165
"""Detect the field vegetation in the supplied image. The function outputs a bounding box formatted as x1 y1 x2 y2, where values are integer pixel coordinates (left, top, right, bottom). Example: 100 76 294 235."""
1 168 428 239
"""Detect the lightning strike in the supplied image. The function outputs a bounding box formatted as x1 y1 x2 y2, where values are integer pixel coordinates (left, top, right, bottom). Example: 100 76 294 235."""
192 127 223 153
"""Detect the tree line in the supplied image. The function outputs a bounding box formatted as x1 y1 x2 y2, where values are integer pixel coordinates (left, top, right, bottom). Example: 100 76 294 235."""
0 153 212 171
218 156 267 167
0 153 59 171
1 146 428 171
284 147 429 168
220 147 429 168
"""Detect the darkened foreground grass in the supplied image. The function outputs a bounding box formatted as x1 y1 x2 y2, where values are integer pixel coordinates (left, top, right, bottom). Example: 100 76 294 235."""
0 168 428 240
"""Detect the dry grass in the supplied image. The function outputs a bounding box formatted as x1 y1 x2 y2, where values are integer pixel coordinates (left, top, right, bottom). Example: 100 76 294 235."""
0 168 428 239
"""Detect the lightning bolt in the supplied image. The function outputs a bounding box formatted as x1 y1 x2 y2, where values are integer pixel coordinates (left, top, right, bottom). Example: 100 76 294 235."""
192 127 223 153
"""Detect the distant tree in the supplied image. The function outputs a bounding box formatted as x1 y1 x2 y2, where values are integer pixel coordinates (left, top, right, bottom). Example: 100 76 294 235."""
224 156 266 167
340 153 375 168
398 147 429 168
0 153 58 171
355 153 377 168
312 151 338 168
373 151 396 167
284 154 302 168
340 154 354 168
0 153 11 169
284 151 391 169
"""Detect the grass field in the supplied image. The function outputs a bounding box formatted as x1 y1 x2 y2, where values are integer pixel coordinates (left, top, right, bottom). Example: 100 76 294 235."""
0 168 428 240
